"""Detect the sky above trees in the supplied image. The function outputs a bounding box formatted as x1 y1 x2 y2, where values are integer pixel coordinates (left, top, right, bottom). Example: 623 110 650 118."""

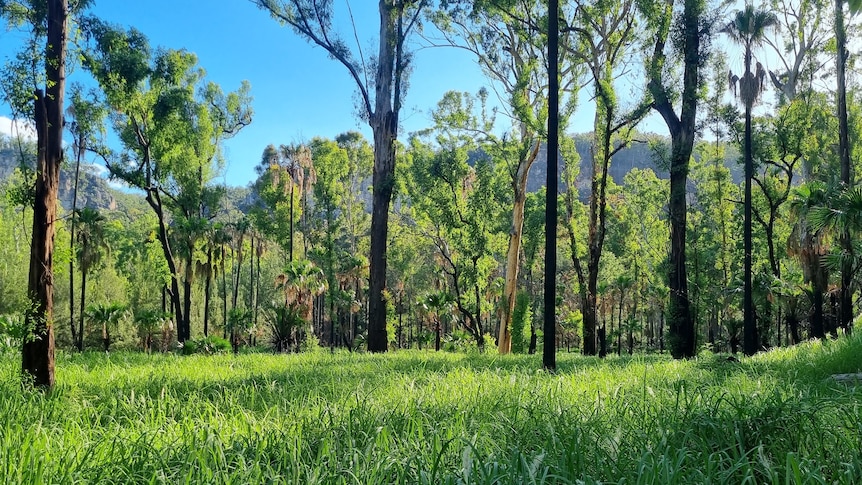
0 1 492 185
0 0 689 188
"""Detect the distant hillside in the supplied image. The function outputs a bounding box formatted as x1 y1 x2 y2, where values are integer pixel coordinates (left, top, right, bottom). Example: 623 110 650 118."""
3 133 741 216
0 143 120 212
527 133 742 195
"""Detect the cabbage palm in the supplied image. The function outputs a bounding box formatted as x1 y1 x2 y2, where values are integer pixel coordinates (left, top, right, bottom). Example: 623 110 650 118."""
811 186 862 331
276 259 326 346
788 182 831 339
722 3 777 356
87 302 127 352
74 208 107 351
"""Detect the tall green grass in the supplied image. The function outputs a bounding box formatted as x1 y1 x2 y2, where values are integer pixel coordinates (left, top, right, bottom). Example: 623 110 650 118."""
1 335 861 483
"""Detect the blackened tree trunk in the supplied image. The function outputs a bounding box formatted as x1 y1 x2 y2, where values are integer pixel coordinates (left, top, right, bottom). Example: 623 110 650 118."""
69 147 82 350
836 0 853 334
743 49 758 356
147 189 186 343
646 0 701 359
23 0 66 388
253 0 424 352
78 266 88 349
366 3 399 351
204 247 213 337
544 0 559 371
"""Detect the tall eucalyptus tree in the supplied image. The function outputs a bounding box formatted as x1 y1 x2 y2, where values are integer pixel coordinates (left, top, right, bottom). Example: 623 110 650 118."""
0 0 91 387
434 0 579 355
561 0 650 357
252 0 431 352
640 0 709 358
83 24 252 342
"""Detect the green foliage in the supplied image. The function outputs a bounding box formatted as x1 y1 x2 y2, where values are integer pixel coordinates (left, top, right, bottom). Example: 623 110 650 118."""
510 291 531 354
0 313 26 353
266 304 305 352
134 309 170 353
181 336 230 355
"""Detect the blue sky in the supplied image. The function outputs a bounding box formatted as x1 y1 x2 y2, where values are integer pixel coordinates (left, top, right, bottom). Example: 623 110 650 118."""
1 0 671 187
0 1 499 187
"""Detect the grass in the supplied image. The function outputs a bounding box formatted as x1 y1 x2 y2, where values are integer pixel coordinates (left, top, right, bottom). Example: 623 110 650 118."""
2 336 862 484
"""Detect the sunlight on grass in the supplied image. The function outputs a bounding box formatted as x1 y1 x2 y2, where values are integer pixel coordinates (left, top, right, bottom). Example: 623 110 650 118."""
1 336 861 483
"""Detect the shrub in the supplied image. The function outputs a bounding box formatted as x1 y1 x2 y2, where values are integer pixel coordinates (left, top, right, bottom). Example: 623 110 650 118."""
267 305 305 352
511 291 532 354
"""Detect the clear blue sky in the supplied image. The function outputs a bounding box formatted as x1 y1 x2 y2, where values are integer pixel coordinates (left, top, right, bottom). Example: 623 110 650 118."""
1 0 670 187
0 1 496 187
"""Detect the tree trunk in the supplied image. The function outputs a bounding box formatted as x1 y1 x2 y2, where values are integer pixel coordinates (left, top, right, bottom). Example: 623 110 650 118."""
743 48 758 356
787 312 800 344
204 247 213 337
147 188 185 343
102 322 109 352
499 140 541 354
289 183 295 262
69 148 82 350
182 278 193 342
232 232 244 312
221 254 228 339
22 0 66 388
181 241 194 342
836 0 853 334
366 2 399 353
648 0 700 359
543 0 559 371
79 265 88 350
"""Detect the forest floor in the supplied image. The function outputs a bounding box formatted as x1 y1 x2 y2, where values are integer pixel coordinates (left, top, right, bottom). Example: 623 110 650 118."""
1 336 861 484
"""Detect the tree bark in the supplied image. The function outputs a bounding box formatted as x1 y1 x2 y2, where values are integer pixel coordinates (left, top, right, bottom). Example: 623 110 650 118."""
543 0 559 371
22 0 66 388
367 1 399 353
836 0 853 334
499 140 541 354
648 0 700 359
743 47 758 356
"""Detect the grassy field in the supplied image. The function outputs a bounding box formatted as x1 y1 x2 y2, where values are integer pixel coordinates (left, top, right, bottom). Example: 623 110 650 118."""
2 337 862 484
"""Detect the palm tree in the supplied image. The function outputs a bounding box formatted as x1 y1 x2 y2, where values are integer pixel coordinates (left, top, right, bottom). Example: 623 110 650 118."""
74 208 107 351
810 186 862 332
276 259 326 348
789 182 831 339
277 144 315 262
87 302 127 352
197 223 228 338
722 3 778 355
423 291 455 352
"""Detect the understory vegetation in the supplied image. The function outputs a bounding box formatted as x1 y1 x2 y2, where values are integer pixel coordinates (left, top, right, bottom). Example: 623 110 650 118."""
2 335 861 484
